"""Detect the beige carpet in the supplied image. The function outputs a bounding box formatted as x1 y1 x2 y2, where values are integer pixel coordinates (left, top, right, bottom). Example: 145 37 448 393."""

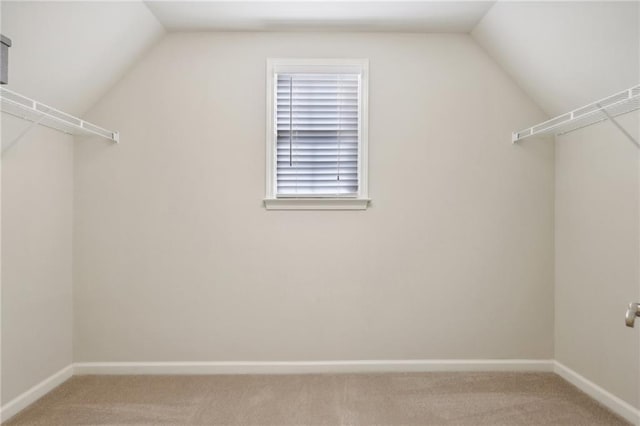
5 372 630 425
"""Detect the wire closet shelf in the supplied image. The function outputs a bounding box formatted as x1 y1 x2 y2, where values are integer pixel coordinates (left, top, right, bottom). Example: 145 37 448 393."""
512 85 640 143
0 87 119 142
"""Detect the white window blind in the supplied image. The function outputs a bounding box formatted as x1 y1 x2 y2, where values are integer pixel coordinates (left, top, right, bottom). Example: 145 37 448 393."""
275 73 360 197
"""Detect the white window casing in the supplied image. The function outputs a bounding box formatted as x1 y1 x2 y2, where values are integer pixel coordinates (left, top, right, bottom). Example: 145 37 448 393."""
264 58 369 210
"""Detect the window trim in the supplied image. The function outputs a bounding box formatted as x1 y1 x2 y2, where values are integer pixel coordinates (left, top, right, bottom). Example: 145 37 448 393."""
264 58 369 210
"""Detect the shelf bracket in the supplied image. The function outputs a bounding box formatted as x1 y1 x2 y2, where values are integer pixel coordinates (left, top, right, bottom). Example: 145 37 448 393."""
598 103 639 149
2 110 49 154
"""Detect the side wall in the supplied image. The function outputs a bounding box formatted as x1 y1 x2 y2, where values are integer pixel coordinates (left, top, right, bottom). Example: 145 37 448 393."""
74 32 554 363
1 116 74 404
555 114 640 409
0 0 164 407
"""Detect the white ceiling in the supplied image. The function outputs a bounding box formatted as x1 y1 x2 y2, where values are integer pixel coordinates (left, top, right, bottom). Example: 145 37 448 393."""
0 1 165 116
472 1 640 117
144 1 495 33
2 1 637 123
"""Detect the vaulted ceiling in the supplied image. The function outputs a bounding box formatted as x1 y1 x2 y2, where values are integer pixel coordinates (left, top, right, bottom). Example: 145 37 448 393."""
0 0 164 116
1 1 638 121
472 1 639 117
144 1 495 33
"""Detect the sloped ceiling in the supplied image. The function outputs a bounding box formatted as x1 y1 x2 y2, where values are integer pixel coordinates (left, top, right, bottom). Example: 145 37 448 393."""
144 1 494 33
1 1 638 121
472 1 640 117
0 1 165 116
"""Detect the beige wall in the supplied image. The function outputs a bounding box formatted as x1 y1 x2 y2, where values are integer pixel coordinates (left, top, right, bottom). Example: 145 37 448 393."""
555 114 640 409
74 32 554 362
1 116 74 403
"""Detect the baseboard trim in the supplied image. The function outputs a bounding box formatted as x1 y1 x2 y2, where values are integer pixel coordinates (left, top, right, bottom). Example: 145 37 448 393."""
73 359 554 375
0 364 73 423
554 361 640 425
19 360 636 424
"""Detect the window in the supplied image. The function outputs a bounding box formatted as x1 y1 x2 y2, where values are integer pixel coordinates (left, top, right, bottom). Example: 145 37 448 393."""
264 59 369 210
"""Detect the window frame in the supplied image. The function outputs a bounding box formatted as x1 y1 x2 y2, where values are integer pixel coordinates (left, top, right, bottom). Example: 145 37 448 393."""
264 58 369 210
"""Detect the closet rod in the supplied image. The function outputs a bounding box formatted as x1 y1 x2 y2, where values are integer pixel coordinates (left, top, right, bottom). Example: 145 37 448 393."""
1 87 119 152
512 85 639 146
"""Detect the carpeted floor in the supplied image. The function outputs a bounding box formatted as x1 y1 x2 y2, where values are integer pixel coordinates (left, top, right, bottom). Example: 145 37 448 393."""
4 372 630 425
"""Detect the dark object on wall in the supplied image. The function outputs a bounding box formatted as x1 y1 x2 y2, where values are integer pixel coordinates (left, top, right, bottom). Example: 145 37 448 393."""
1 34 11 84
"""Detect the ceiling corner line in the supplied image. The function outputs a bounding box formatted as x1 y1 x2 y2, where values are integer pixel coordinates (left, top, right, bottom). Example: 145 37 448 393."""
142 0 168 33
469 0 498 35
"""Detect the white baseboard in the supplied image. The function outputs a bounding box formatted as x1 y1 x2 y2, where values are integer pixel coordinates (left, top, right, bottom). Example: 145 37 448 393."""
0 364 73 423
554 361 640 425
73 359 554 375
19 360 640 425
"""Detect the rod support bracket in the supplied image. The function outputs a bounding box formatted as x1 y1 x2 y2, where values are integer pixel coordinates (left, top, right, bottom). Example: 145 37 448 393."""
598 104 639 149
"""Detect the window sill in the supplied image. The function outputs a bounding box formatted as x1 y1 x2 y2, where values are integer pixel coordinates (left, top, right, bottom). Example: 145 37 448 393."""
263 198 370 210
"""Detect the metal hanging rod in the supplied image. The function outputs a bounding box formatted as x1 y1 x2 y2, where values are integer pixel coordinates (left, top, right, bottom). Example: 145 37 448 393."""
512 85 640 147
1 87 119 153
